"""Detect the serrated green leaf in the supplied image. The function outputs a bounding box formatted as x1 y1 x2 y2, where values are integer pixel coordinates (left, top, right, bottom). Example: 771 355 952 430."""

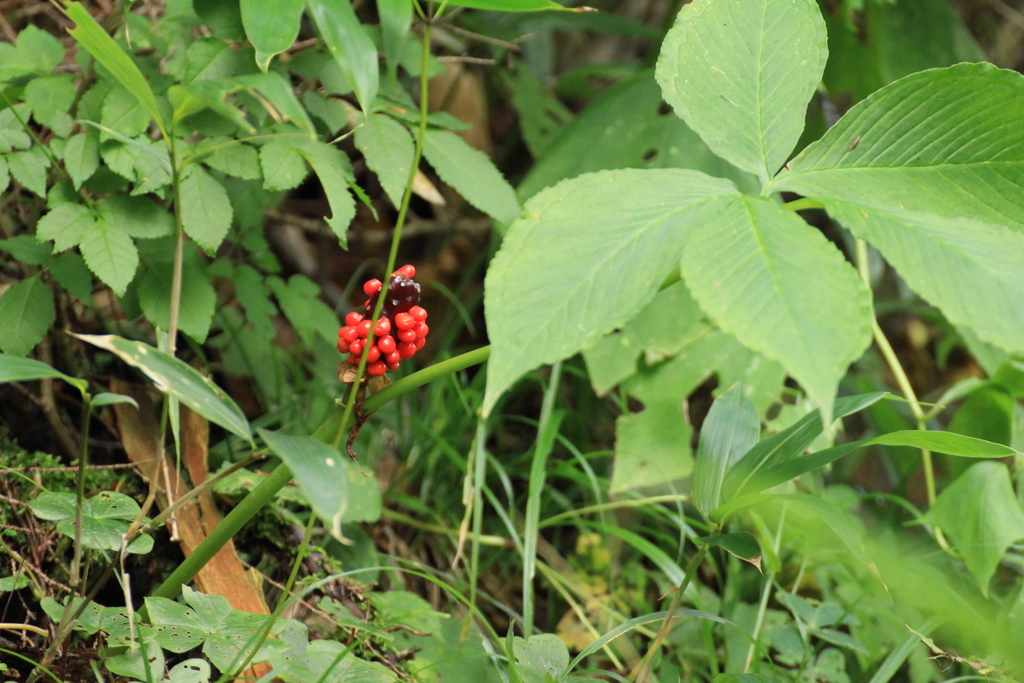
656 0 827 184
8 147 49 196
198 140 262 180
64 132 100 189
483 168 737 415
24 75 76 132
50 252 93 301
925 462 1024 595
97 195 174 240
36 203 94 252
354 112 413 207
72 333 252 441
168 81 255 133
138 264 217 343
693 384 760 518
0 156 9 195
378 0 412 76
79 218 138 296
772 63 1024 230
266 274 337 347
259 428 350 540
307 0 379 112
424 129 520 225
233 264 277 339
294 140 355 247
241 0 304 71
0 353 88 393
826 200 1024 357
682 196 872 422
0 25 64 79
102 84 152 138
259 140 307 190
180 166 233 252
62 2 168 138
0 235 52 265
0 274 54 356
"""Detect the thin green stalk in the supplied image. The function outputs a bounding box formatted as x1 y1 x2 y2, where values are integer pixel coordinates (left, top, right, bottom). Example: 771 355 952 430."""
781 198 825 212
153 346 490 601
745 505 787 672
855 240 936 505
337 9 435 445
167 137 185 356
227 511 317 680
633 545 710 682
522 361 563 638
69 396 93 587
469 420 489 614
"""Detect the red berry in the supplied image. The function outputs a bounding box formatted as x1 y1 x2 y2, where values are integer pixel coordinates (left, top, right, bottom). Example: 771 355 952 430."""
397 342 416 359
374 317 391 335
414 337 426 350
397 328 417 343
409 306 427 322
363 279 383 296
349 338 365 355
336 339 349 353
366 345 381 363
386 361 401 371
345 312 364 326
340 326 359 343
395 313 415 330
356 320 373 338
384 350 401 365
346 354 360 365
396 265 416 279
378 335 396 354
413 322 428 339
367 361 387 376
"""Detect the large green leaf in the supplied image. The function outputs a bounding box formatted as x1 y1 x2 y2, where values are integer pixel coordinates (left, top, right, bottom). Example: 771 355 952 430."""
306 0 379 112
771 63 1024 230
241 0 304 72
354 112 414 208
259 429 350 541
681 196 872 421
656 0 827 185
693 384 760 518
0 275 54 357
924 462 1024 596
423 129 521 226
482 168 737 415
61 3 168 138
518 71 756 200
826 200 1024 356
72 334 252 442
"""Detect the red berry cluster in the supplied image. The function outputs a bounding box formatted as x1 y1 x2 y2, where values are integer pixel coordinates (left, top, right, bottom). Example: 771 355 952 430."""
336 264 429 377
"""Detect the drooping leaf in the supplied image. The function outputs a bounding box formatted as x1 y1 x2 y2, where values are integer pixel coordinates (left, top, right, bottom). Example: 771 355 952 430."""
241 0 304 71
656 0 828 184
483 168 737 416
259 140 308 190
0 353 87 394
307 0 379 112
259 429 350 541
924 462 1024 595
179 166 233 253
72 334 252 442
354 112 414 207
868 430 1019 458
0 274 54 356
693 384 760 518
696 532 762 571
423 129 521 225
79 217 138 296
377 0 412 76
61 2 168 138
826 200 1024 357
294 140 356 247
234 72 316 136
771 63 1024 230
682 196 872 422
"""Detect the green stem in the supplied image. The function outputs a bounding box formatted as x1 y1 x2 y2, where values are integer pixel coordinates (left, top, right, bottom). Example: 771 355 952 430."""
337 8 435 443
69 397 92 588
153 345 490 601
633 545 710 682
167 138 185 356
854 239 936 505
780 198 825 212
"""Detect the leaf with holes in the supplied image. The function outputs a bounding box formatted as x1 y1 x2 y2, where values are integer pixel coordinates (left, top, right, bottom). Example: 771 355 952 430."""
28 491 153 553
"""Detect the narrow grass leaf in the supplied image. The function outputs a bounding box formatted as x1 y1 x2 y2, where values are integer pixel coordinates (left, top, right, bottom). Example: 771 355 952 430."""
656 0 827 184
72 333 251 441
0 353 87 393
693 384 760 518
